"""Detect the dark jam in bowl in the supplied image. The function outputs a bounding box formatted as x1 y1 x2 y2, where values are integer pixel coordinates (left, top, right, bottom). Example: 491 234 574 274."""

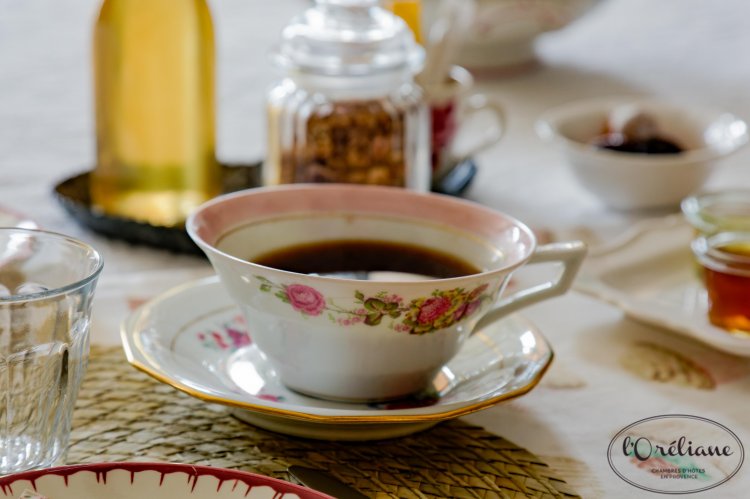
591 133 684 154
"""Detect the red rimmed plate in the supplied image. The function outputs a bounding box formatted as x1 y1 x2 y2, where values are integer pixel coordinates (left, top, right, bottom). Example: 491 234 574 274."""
0 462 333 499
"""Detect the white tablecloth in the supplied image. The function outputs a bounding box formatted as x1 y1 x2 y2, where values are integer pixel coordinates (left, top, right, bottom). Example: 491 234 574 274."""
2 1 750 497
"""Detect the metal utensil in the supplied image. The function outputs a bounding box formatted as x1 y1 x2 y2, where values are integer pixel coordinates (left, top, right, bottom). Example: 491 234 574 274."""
288 465 369 499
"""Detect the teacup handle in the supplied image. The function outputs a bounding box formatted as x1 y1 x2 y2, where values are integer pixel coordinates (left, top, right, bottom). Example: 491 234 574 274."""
451 93 506 161
471 241 587 334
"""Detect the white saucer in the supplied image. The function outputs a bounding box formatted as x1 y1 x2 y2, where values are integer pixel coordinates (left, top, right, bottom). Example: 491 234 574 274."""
575 218 750 356
121 276 553 440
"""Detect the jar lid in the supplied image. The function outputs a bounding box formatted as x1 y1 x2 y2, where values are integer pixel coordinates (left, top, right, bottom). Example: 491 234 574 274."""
272 0 423 76
682 190 750 235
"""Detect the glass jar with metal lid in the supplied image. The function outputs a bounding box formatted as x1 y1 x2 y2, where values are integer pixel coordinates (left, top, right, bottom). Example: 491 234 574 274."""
264 0 429 190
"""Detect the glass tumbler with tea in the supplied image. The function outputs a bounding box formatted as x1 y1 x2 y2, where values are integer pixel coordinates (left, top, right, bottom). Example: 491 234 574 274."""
0 229 103 474
692 231 750 335
92 0 220 227
264 0 430 190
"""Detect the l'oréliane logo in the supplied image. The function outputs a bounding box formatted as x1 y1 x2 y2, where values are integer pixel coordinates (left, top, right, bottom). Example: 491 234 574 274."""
608 414 744 494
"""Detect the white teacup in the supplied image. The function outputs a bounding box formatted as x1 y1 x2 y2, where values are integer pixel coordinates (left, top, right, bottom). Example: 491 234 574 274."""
187 185 585 402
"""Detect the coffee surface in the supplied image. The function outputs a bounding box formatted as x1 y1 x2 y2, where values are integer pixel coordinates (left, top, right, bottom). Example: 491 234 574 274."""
252 239 480 278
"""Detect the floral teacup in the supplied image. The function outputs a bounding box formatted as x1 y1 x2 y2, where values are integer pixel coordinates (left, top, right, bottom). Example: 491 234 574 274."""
187 185 585 402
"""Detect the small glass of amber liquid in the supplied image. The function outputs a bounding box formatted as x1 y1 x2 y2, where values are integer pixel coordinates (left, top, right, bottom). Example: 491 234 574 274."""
692 232 750 336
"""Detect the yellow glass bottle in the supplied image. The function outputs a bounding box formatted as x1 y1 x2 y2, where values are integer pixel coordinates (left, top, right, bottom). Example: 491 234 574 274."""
92 0 219 227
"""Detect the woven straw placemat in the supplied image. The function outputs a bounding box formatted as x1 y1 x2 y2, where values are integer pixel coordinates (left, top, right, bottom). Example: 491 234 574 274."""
67 346 580 499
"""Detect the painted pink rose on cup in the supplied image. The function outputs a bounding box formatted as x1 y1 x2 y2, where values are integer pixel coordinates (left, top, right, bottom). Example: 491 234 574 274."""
418 296 452 325
285 284 326 316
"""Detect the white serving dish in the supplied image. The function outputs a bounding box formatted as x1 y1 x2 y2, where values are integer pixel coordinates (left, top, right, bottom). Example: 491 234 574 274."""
574 217 750 356
424 0 601 71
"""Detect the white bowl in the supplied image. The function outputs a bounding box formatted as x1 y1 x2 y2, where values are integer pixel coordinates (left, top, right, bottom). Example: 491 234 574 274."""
423 0 601 70
0 462 331 499
536 97 749 210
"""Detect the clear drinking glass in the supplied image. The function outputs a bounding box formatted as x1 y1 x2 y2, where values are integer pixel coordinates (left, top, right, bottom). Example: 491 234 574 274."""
0 229 103 474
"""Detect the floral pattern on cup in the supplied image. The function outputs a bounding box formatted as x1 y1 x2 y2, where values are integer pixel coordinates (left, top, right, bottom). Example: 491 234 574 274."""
255 276 491 335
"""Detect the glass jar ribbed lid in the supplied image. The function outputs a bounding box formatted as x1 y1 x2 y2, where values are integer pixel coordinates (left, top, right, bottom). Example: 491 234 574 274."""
272 0 423 76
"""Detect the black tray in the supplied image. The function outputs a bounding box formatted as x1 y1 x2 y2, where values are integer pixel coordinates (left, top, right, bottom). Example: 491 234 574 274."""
54 160 476 255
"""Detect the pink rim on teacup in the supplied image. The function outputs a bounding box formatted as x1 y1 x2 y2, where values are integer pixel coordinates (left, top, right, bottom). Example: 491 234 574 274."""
187 183 535 282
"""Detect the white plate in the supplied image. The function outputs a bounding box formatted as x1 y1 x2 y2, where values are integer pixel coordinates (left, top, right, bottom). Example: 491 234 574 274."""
575 218 750 356
121 276 553 440
0 462 330 499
